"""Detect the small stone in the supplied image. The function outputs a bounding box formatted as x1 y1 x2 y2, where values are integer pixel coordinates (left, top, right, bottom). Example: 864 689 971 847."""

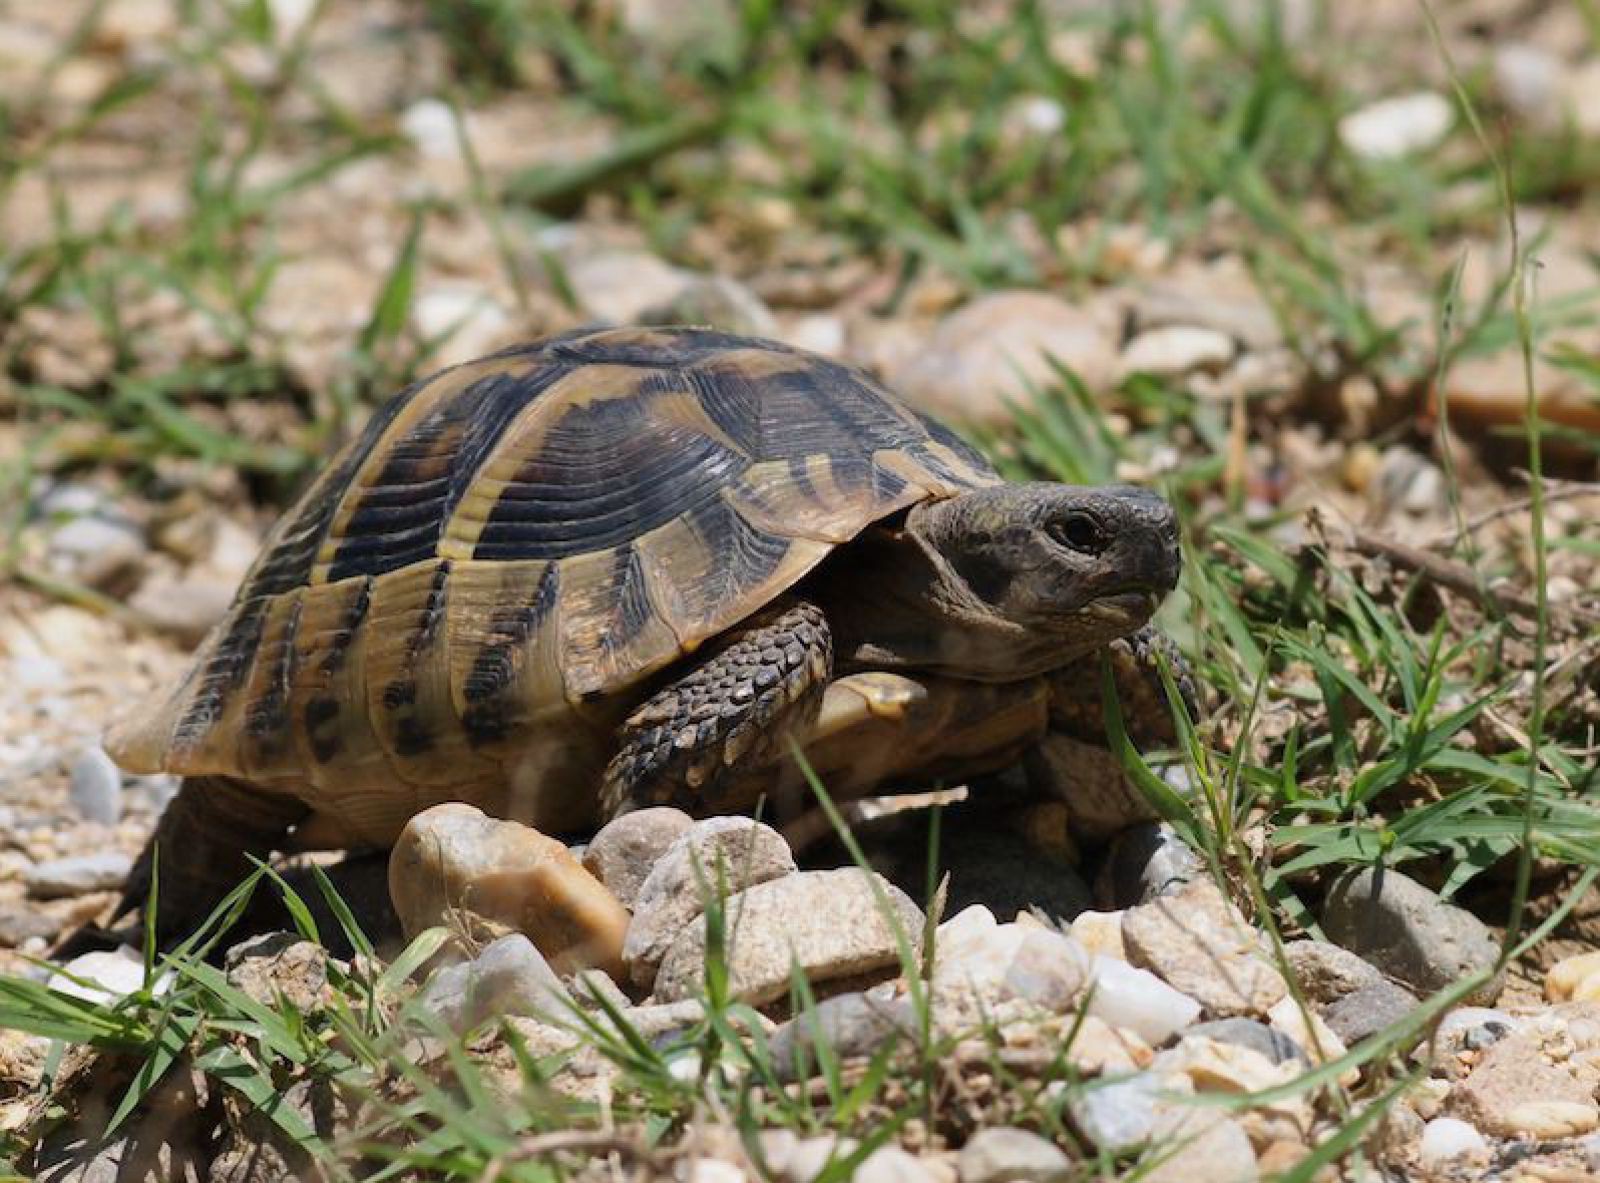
1338 91 1453 161
1321 980 1417 1046
678 1158 745 1183
639 274 778 337
1282 940 1386 1004
48 947 161 1004
933 920 1090 1023
780 1134 860 1183
418 935 572 1034
389 803 629 978
1059 1013 1151 1075
1159 1034 1298 1096
1122 878 1287 1017
1267 996 1354 1084
1320 867 1501 1002
46 516 145 590
1548 951 1600 1001
1084 954 1201 1045
1417 1117 1489 1172
1068 1072 1189 1152
1133 259 1281 352
624 817 796 990
887 291 1119 425
26 852 132 899
67 746 122 825
957 1127 1071 1183
1493 43 1564 124
400 98 459 159
1449 1031 1599 1137
412 286 514 368
1188 1018 1306 1067
1426 1007 1519 1077
567 250 692 325
1069 910 1126 960
856 1147 937 1183
1136 1117 1258 1183
1120 326 1234 379
768 992 916 1082
0 906 64 946
652 868 922 1006
224 932 332 1012
582 806 693 910
1094 822 1203 908
128 576 235 644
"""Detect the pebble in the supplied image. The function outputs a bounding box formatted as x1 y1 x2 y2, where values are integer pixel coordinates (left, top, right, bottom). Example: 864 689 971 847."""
412 285 514 368
1093 822 1202 908
388 803 629 978
1121 878 1287 1017
1068 910 1126 960
566 250 693 325
956 1127 1071 1183
652 868 922 1006
1282 939 1385 1004
1083 954 1201 1045
418 934 572 1035
26 851 132 899
1188 1018 1306 1067
67 745 121 825
1067 1072 1188 1152
1338 91 1453 160
679 1158 746 1183
1137 1117 1258 1183
638 274 778 337
767 992 916 1082
1119 326 1234 379
933 912 1090 1022
400 97 458 159
1320 979 1417 1046
127 576 236 644
1158 1034 1298 1096
623 816 796 991
0 905 64 946
1266 996 1354 1084
48 947 164 1004
223 932 331 1012
1416 1116 1489 1172
1133 259 1282 352
1448 1031 1599 1137
855 1147 937 1183
1547 951 1600 1001
887 291 1119 425
1320 867 1501 1002
1426 1007 1518 1077
1493 43 1564 123
45 515 145 589
581 806 693 910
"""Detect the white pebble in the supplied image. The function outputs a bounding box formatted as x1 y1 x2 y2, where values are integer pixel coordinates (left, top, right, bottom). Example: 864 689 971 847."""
401 98 460 160
49 947 166 1005
68 746 122 826
1339 92 1453 161
1085 954 1202 1045
1417 1117 1488 1170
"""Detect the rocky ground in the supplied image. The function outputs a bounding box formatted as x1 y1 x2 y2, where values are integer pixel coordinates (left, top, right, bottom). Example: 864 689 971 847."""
3 0 1600 1180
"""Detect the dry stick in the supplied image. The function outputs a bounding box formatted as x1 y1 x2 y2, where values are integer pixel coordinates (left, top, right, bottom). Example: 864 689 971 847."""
1421 479 1600 549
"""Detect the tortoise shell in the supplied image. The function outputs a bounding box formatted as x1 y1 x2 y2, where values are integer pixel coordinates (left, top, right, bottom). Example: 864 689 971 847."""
108 327 999 839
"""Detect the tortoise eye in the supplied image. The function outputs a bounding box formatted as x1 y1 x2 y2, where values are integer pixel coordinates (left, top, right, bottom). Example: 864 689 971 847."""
1048 513 1105 554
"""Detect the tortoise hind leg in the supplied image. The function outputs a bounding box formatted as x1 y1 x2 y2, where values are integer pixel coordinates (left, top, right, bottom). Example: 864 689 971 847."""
600 600 832 818
119 775 309 945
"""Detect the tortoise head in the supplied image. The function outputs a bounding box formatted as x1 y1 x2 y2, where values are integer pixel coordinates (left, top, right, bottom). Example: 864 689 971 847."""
892 482 1181 676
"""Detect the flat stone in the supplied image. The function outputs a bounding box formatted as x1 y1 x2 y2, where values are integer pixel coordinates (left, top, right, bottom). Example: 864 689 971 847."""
1133 260 1282 351
1189 1018 1306 1067
1084 954 1201 1045
581 806 693 910
1137 1117 1258 1183
1417 1117 1489 1173
887 291 1119 425
47 947 165 1005
1122 878 1287 1018
1094 822 1203 909
46 515 145 589
26 852 132 899
224 932 331 1012
1338 91 1452 160
567 250 691 325
624 816 796 991
1282 940 1386 1004
418 933 572 1035
389 803 628 978
768 992 917 1082
1449 1031 1599 1138
1120 326 1234 378
1320 867 1501 1002
1321 979 1418 1046
957 1127 1071 1183
855 1147 937 1183
0 905 64 946
652 868 922 1006
67 745 121 825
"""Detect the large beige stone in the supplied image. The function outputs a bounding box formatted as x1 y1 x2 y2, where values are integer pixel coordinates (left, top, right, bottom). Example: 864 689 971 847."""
389 803 628 979
1122 879 1287 1018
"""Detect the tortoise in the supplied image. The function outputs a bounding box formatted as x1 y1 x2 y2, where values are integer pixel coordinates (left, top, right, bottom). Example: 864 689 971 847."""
108 326 1185 940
